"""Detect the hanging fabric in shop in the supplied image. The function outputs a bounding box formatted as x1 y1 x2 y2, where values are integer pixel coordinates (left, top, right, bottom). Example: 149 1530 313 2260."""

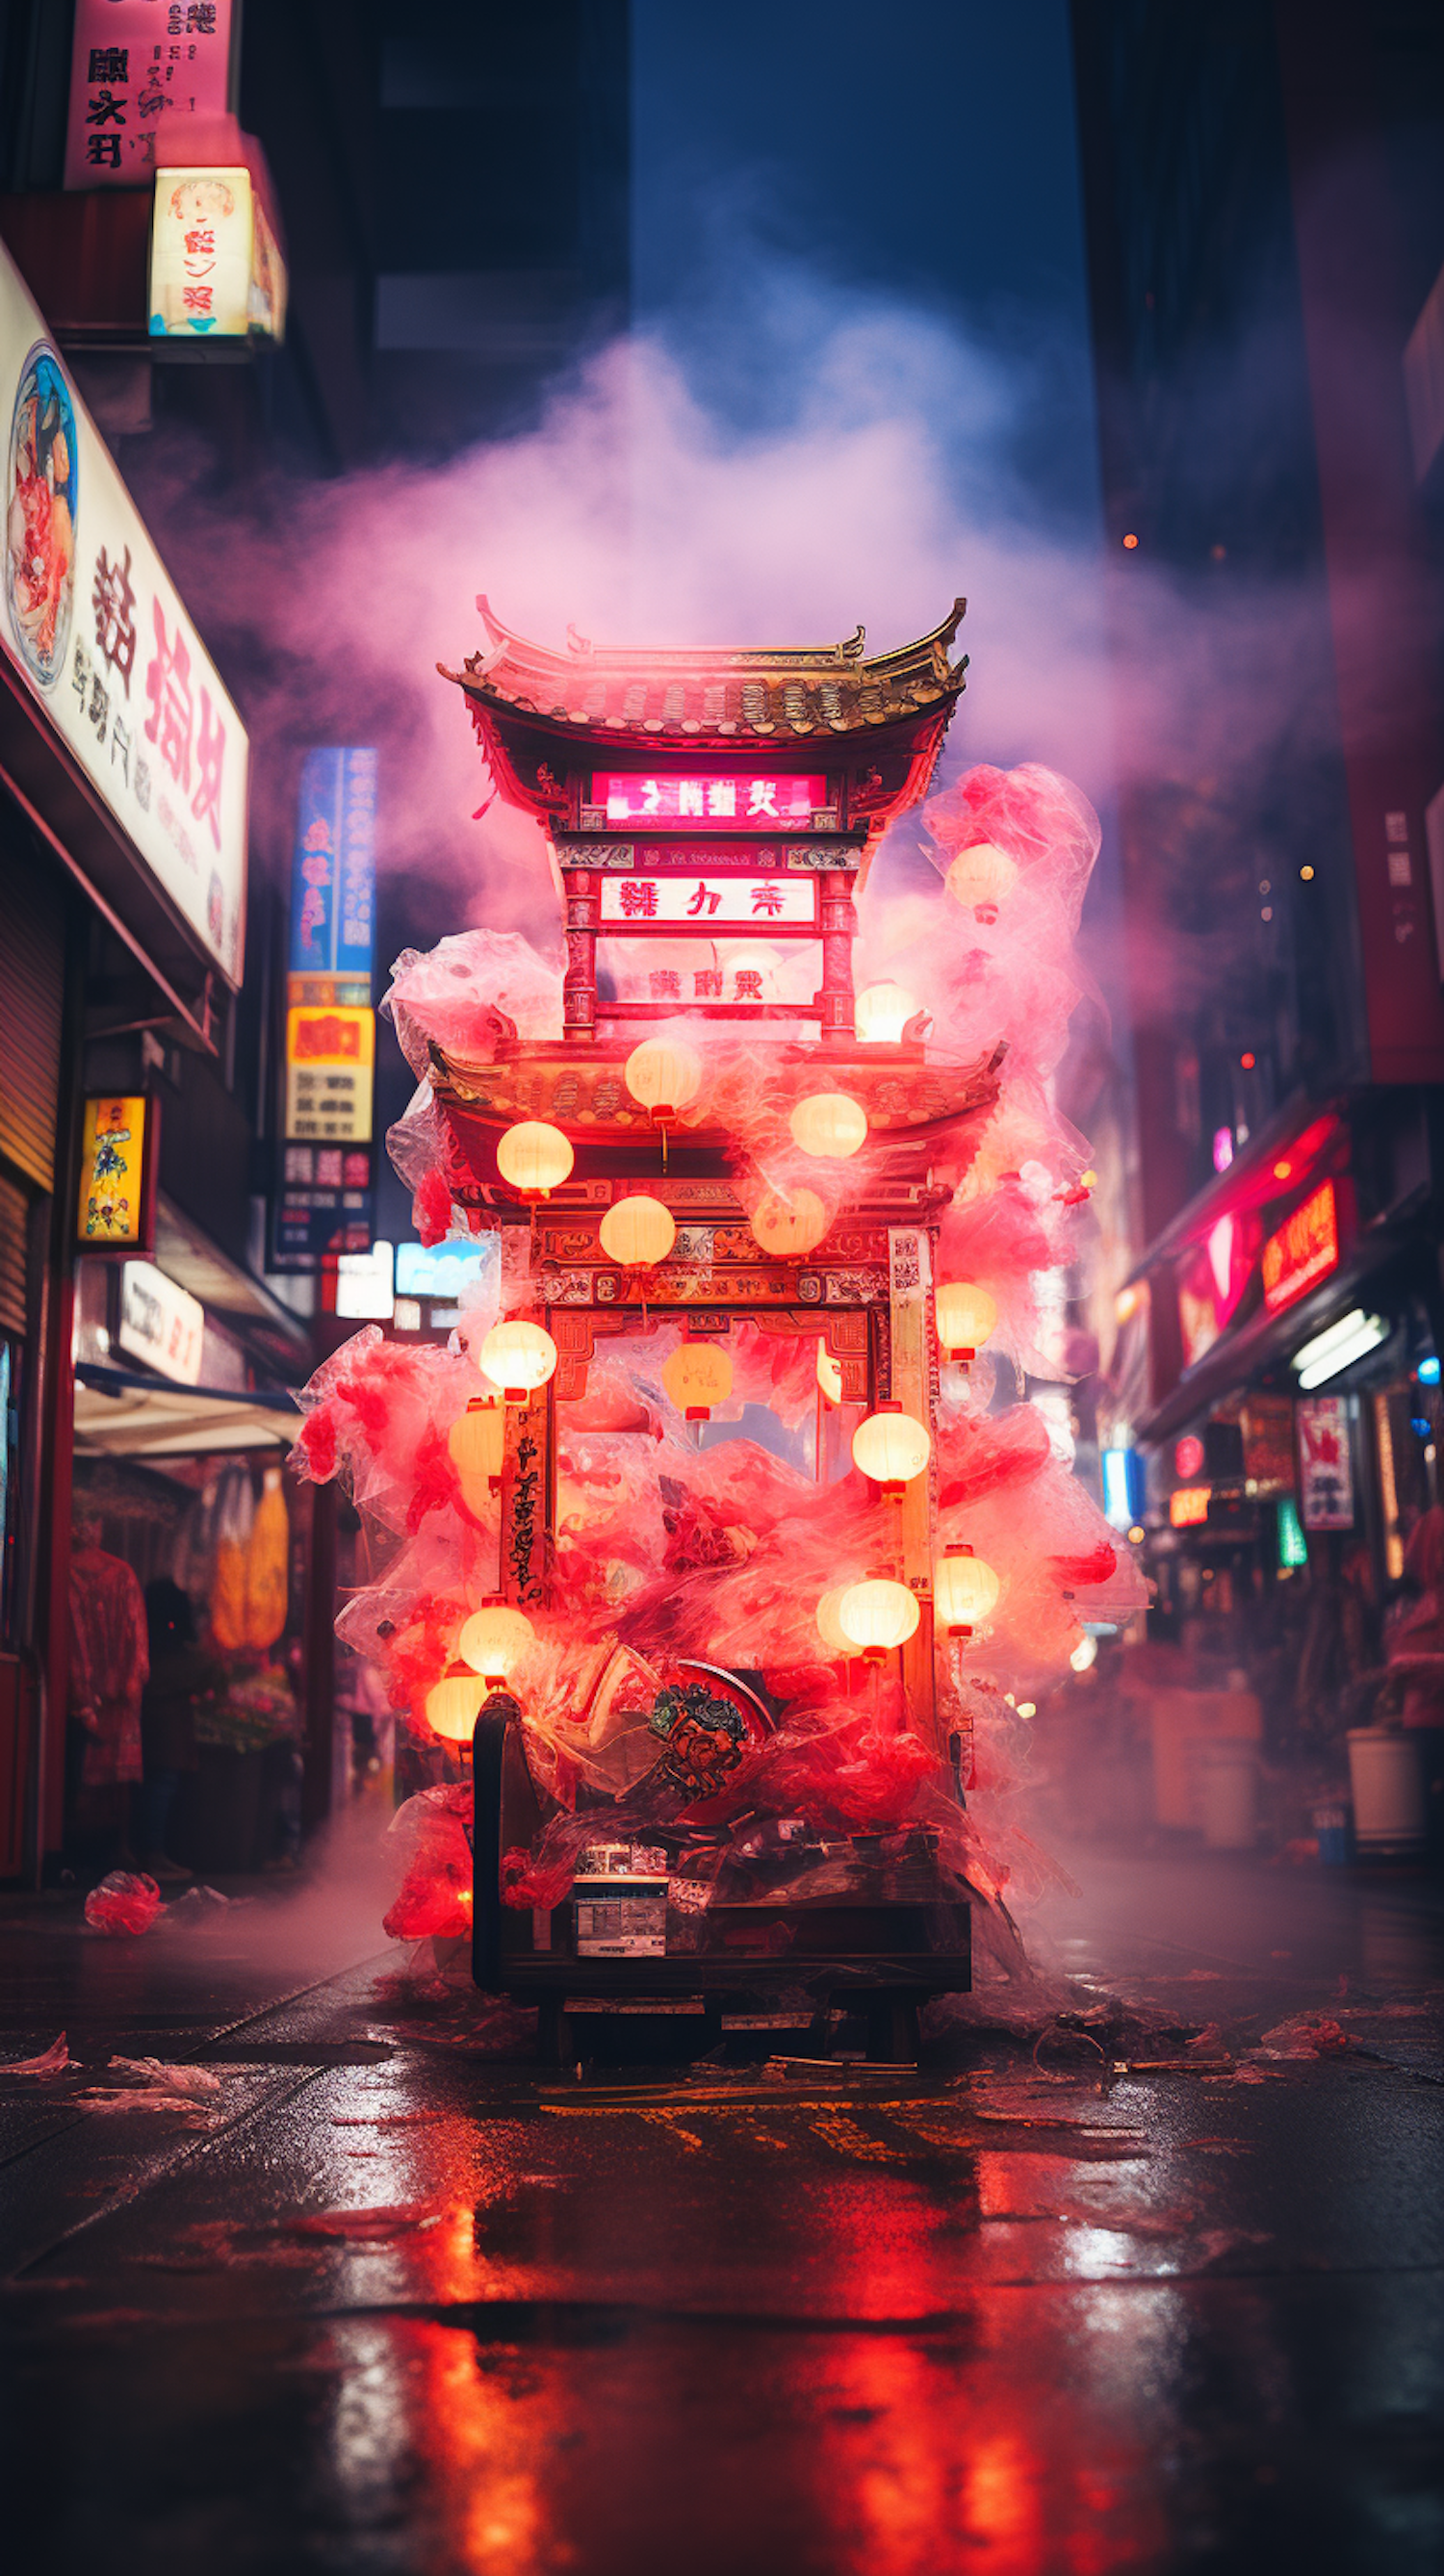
245 1465 289 1648
209 1467 255 1651
67 1530 148 1786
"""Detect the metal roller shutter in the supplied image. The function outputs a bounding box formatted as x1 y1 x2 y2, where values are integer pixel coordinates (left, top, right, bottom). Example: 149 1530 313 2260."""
0 839 64 1198
0 1171 25 1336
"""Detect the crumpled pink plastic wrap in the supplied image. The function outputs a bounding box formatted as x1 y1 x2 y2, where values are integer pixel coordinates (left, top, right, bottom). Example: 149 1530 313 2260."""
382 927 564 1077
382 1785 475 1941
84 1870 162 1937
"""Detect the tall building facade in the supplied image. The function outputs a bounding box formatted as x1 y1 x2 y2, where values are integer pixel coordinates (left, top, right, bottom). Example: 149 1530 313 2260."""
1070 2 1444 1618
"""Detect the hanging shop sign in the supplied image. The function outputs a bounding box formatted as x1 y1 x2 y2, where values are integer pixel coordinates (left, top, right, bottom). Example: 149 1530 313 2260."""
1169 1483 1211 1529
64 0 236 192
117 1258 203 1384
1263 1179 1340 1315
288 748 377 983
1297 1394 1354 1530
1242 1392 1296 1491
148 166 287 343
75 1095 157 1253
595 773 829 829
283 1005 374 1142
271 1142 374 1275
0 245 248 982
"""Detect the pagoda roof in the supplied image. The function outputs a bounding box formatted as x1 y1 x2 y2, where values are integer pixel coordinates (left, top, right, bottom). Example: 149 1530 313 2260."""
440 597 968 745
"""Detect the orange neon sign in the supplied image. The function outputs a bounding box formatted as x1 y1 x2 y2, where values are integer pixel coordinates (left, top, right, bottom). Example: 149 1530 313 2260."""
1262 1178 1339 1315
1170 1484 1211 1528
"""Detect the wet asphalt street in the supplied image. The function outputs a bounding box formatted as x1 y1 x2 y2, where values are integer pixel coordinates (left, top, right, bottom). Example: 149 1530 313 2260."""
3 1845 1441 2576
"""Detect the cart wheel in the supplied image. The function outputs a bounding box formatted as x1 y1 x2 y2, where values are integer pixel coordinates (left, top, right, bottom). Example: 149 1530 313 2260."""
536 2000 574 2067
864 1995 919 2065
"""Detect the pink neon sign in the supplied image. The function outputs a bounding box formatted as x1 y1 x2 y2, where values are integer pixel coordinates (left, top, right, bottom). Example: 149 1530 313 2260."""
595 773 827 828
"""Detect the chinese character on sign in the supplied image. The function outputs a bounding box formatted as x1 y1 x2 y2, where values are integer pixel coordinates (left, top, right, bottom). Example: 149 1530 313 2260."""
707 781 735 817
735 969 763 1000
685 883 721 917
618 880 658 919
747 780 778 817
750 883 784 915
85 88 127 126
143 603 193 787
650 971 681 1000
192 690 225 847
92 545 137 692
86 136 122 167
111 716 131 786
693 970 723 999
88 673 109 739
89 48 129 83
678 782 704 817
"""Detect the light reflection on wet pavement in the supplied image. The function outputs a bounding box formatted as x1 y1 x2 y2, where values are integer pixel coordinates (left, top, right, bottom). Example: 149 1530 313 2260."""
3 1846 1442 2574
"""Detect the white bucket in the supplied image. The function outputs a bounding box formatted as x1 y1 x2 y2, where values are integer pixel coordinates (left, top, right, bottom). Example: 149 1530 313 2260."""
1347 1730 1427 1853
1196 1739 1258 1849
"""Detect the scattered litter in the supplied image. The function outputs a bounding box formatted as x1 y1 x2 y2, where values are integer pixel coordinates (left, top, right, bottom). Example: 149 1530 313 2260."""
72 2089 214 2121
107 2055 222 2097
1254 2015 1351 2059
1 2033 75 2076
161 1884 250 1928
280 2202 443 2240
84 1871 162 1937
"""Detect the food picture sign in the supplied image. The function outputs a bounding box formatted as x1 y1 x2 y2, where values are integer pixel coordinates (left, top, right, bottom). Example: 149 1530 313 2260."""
1 243 248 984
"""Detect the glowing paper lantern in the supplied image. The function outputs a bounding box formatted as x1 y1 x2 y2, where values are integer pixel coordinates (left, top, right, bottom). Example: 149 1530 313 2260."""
789 1092 867 1160
599 1194 677 1268
1070 1633 1098 1673
625 1037 702 1121
854 981 919 1043
815 1584 861 1657
478 1318 557 1400
851 1402 931 1494
496 1121 574 1198
661 1339 734 1422
425 1665 486 1742
448 1394 505 1511
750 1187 830 1256
934 1543 1001 1636
935 1279 998 1362
816 1346 842 1404
944 840 1019 922
838 1577 920 1661
458 1599 536 1684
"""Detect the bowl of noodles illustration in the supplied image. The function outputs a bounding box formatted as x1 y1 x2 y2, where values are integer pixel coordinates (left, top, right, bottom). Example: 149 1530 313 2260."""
6 344 79 690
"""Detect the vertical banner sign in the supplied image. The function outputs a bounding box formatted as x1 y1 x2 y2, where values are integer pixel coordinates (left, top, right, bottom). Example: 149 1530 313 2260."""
889 1225 942 1757
76 1095 156 1253
1297 1396 1354 1531
273 749 378 1273
64 2 236 192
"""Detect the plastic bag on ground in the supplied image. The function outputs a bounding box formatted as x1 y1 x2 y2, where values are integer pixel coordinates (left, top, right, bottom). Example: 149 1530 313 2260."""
84 1869 162 1936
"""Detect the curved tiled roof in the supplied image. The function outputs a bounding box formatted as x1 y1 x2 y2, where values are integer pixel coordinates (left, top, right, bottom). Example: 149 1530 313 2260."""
440 596 968 743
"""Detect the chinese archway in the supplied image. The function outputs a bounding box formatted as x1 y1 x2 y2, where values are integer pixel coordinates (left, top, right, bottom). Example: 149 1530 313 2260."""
295 596 1143 2059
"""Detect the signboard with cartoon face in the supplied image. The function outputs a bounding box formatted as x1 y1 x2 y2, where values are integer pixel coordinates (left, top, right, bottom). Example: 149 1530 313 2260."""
76 1095 154 1252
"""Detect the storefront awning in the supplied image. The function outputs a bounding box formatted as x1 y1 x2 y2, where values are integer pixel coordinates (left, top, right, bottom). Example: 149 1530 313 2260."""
74 1364 300 1456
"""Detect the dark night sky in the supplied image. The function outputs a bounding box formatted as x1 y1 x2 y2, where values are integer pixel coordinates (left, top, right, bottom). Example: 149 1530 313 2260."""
631 0 1103 532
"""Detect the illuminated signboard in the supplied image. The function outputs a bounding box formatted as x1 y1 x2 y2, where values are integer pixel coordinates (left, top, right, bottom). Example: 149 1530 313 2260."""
76 1095 155 1253
1170 1484 1211 1529
595 774 827 828
64 0 235 192
1 245 249 983
1297 1395 1354 1531
395 1239 499 1301
148 167 287 344
284 1006 374 1143
1174 1434 1205 1480
117 1259 204 1385
1263 1179 1340 1314
599 875 816 929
